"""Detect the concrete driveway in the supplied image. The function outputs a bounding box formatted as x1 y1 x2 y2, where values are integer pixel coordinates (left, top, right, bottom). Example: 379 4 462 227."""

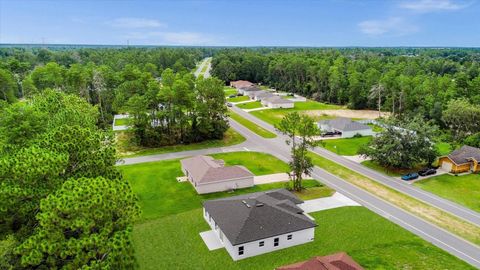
300 192 360 213
199 230 223 251
253 173 312 185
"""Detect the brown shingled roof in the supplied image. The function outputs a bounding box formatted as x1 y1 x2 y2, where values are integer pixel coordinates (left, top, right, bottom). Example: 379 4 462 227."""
446 145 480 165
276 252 364 270
181 156 253 184
231 80 255 89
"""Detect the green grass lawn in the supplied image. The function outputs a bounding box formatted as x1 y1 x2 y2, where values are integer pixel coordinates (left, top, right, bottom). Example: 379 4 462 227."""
414 173 480 212
320 136 372 156
227 96 250 102
132 206 474 270
117 128 245 158
224 87 238 97
228 110 276 138
436 142 453 156
367 123 384 132
250 100 342 126
120 152 324 221
114 118 131 126
237 101 264 110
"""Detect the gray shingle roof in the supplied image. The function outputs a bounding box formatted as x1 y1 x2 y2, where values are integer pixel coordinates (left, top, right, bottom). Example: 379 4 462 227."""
318 118 371 132
181 156 253 184
447 145 480 165
203 189 317 245
240 85 262 92
264 96 294 104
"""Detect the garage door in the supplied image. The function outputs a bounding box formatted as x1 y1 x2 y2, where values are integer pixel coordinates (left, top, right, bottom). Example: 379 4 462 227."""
441 161 452 172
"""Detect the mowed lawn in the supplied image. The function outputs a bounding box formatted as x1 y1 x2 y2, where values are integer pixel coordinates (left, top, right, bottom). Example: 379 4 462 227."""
237 101 263 109
224 87 238 97
320 136 372 156
250 100 342 126
414 173 480 212
122 152 475 270
119 152 293 220
228 110 276 138
132 207 474 270
228 95 250 102
117 128 245 157
114 118 131 126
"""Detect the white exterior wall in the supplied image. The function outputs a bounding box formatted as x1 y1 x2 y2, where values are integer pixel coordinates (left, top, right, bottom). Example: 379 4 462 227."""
341 129 375 138
194 176 254 194
268 102 294 109
203 208 315 261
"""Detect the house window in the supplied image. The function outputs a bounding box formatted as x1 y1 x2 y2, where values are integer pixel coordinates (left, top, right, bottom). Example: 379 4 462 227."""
287 234 292 240
238 246 244 256
274 237 279 247
259 241 264 247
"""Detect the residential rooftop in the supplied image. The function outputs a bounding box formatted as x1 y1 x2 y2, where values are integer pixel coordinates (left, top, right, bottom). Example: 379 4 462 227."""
447 145 480 165
318 118 371 132
180 155 253 184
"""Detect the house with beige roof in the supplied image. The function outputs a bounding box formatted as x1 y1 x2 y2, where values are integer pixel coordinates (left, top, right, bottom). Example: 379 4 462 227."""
180 155 254 194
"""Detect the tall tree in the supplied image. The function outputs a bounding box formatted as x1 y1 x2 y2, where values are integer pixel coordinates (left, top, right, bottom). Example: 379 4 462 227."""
276 112 319 191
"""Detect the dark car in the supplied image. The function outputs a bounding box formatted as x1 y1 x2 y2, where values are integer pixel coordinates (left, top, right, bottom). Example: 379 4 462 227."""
229 94 237 98
321 131 336 137
401 173 419 181
418 168 437 176
226 102 233 107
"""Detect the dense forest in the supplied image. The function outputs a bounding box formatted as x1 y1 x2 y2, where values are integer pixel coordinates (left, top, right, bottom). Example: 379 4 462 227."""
211 48 480 124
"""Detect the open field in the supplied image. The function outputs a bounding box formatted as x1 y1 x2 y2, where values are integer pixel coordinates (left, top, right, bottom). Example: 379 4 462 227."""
309 152 480 246
121 151 475 270
228 96 250 102
250 101 342 125
228 110 276 138
320 136 372 156
237 101 263 109
116 128 245 158
414 173 480 212
132 207 474 270
119 152 329 221
224 87 238 97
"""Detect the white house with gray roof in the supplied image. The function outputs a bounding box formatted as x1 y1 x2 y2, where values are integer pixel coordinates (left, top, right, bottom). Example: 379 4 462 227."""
181 156 254 194
203 189 316 260
318 118 374 138
261 96 295 109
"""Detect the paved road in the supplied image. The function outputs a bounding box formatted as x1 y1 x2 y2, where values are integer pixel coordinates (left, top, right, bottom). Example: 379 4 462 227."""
194 57 211 78
119 108 480 267
230 106 480 227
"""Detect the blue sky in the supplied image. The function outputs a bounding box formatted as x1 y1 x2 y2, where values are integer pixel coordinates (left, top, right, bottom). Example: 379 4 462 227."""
0 0 478 47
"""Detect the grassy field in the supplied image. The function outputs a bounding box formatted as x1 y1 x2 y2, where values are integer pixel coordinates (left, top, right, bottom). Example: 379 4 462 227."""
122 152 475 270
114 118 131 126
237 101 264 110
414 173 480 212
228 96 250 102
250 100 342 125
228 110 276 138
132 207 474 270
224 87 238 97
117 128 245 158
308 152 480 246
120 152 326 220
320 136 372 156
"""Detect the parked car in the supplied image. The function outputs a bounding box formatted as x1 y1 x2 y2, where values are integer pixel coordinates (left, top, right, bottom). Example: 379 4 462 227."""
401 173 419 181
237 93 243 96
226 102 233 107
321 131 336 137
418 168 437 176
228 94 236 98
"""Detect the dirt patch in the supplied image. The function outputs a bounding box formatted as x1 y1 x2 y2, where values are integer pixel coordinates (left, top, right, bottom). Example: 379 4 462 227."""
303 109 390 119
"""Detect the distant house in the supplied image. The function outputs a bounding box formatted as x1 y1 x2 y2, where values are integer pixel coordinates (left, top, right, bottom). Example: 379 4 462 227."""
253 91 275 101
318 118 374 138
203 189 316 260
276 252 364 270
246 90 264 99
438 145 480 173
238 85 262 95
261 96 295 109
230 80 254 89
180 155 254 194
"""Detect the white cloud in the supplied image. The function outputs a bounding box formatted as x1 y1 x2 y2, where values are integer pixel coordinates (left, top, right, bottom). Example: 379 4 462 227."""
400 0 469 12
108 17 166 29
123 31 215 45
358 17 419 36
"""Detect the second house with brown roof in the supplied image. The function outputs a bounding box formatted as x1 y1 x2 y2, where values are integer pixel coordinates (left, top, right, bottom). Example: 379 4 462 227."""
180 155 254 194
